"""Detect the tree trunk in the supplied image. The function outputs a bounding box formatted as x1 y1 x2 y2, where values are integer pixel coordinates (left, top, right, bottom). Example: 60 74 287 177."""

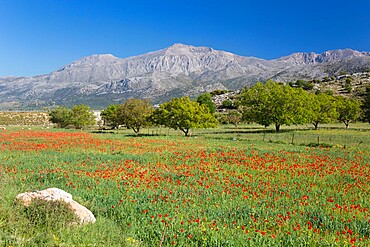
181 128 189 136
343 120 349 129
312 122 319 130
275 123 281 133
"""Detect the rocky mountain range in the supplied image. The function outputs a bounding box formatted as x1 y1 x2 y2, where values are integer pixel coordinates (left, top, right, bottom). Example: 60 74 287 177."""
0 43 369 109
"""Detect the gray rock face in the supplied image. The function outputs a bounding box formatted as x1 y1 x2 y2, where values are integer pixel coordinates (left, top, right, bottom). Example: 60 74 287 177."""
276 49 369 65
0 44 369 108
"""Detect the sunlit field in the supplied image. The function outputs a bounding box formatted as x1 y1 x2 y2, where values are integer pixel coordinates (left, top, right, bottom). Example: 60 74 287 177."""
0 124 369 246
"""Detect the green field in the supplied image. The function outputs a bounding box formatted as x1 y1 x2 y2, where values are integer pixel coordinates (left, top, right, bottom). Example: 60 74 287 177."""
0 123 369 246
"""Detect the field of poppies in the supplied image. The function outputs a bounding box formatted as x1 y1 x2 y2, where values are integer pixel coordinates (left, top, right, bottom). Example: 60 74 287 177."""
0 127 369 246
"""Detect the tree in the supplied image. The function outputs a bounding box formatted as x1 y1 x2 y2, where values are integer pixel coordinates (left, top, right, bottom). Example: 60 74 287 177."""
237 81 310 132
150 96 218 136
363 85 370 123
307 93 338 130
226 110 243 127
196 92 216 114
101 104 122 129
221 99 236 109
119 98 153 134
49 106 71 128
336 97 361 129
289 79 314 90
69 104 96 129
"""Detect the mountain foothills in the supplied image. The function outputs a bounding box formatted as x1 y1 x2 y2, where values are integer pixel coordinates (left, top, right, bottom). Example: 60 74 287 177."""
1 43 370 109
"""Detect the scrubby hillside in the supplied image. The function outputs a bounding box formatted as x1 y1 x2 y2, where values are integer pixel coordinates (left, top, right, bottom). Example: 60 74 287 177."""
0 112 50 126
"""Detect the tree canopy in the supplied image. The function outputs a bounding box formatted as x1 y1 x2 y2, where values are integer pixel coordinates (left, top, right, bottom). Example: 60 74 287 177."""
226 110 243 127
336 96 361 129
100 104 121 129
49 104 95 129
119 98 153 134
151 96 218 136
196 92 216 114
307 92 339 130
49 106 71 128
69 104 96 129
363 85 370 124
237 81 310 132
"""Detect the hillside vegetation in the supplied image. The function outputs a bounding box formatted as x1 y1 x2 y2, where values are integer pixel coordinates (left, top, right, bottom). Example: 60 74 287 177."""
0 112 50 126
296 71 370 99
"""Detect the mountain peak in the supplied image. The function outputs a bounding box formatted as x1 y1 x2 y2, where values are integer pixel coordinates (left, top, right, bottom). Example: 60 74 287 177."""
276 48 367 65
56 54 119 72
163 43 214 56
78 53 119 62
169 43 191 48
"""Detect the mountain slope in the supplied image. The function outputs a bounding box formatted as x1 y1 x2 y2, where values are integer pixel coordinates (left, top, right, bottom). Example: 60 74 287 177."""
0 44 369 109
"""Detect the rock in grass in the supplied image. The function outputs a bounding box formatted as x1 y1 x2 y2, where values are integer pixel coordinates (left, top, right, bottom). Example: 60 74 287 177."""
16 188 96 224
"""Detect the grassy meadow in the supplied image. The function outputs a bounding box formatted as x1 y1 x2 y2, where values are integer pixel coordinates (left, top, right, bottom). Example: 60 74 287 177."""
0 123 369 246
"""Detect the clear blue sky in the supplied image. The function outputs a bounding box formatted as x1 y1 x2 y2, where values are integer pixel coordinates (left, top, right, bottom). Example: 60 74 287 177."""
1 0 369 77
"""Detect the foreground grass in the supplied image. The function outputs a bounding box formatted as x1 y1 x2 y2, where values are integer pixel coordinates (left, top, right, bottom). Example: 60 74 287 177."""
0 125 369 246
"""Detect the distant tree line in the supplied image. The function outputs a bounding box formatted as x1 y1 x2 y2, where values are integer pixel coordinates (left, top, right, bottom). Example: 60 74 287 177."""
49 97 217 136
237 80 362 131
49 80 370 133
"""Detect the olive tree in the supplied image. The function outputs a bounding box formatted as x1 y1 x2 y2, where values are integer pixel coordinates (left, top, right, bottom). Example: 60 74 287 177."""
101 104 122 129
49 104 95 129
49 106 71 128
119 98 153 134
307 93 339 130
69 104 96 129
336 96 361 129
237 81 310 132
150 96 218 136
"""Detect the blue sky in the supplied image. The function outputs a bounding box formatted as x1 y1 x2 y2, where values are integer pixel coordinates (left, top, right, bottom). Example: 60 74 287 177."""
1 0 369 76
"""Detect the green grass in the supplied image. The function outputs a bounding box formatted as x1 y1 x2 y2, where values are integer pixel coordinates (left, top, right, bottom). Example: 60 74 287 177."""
0 123 369 246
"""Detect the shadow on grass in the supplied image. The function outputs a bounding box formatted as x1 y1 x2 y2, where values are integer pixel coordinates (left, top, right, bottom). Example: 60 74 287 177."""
90 130 169 137
91 130 117 134
221 126 265 130
319 126 370 131
201 128 313 135
124 133 167 137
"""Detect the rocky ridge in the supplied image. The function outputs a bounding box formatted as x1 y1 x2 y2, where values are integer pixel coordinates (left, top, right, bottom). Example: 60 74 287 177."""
0 44 369 109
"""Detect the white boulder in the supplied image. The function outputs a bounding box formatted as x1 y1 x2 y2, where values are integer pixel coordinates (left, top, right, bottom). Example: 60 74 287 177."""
16 188 96 224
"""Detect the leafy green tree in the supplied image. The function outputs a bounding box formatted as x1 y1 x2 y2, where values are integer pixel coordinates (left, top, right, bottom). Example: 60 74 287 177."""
210 89 230 96
238 81 310 132
49 106 71 128
221 99 235 109
336 97 361 129
196 93 216 114
362 86 370 123
322 76 330 82
289 80 314 90
119 99 153 134
344 81 352 93
69 104 96 129
151 96 218 136
226 110 243 127
307 93 339 130
215 113 228 124
101 104 121 129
